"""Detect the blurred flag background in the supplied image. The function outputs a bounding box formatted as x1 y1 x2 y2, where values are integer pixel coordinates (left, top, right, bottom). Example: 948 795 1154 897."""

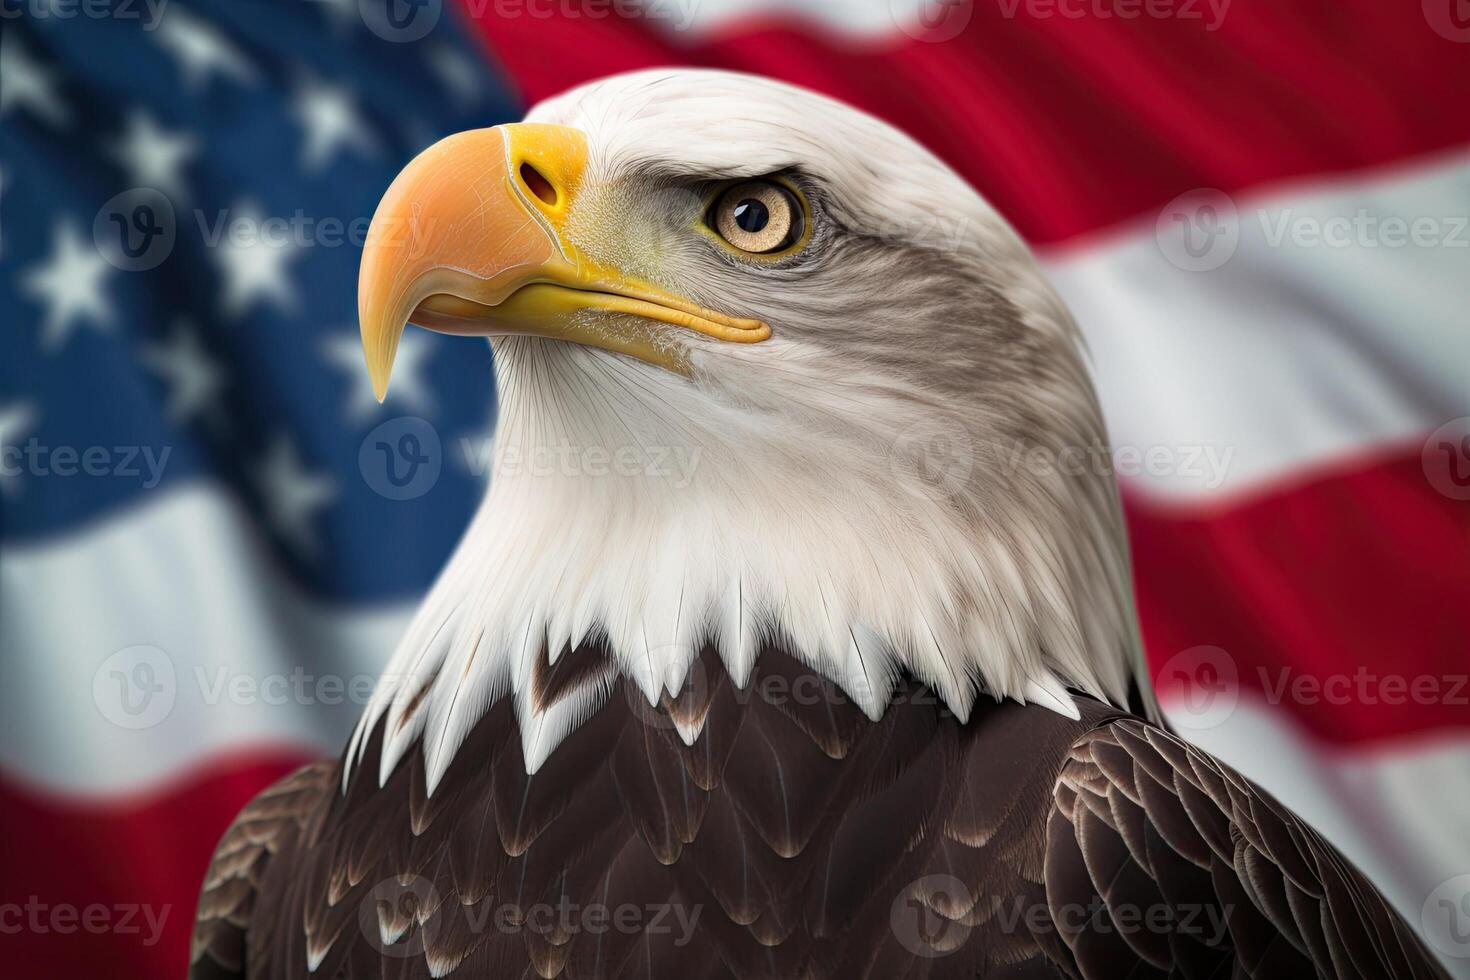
1 0 1467 976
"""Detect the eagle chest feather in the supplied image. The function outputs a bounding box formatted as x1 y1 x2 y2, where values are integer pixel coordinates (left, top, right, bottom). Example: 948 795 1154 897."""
191 646 1447 979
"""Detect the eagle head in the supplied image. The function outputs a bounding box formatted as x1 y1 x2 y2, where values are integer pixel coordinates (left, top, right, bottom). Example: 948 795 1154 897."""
352 69 1145 790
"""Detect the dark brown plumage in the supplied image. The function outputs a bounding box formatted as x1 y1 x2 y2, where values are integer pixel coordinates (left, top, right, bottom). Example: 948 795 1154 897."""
190 645 1447 979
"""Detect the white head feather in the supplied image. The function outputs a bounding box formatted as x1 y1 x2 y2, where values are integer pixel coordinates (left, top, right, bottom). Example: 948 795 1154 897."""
350 69 1146 792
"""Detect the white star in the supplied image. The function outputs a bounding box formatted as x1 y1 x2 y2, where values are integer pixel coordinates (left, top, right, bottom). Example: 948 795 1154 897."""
0 402 40 496
140 322 226 426
0 31 70 127
109 110 198 200
322 330 434 421
427 45 483 108
211 203 300 318
22 222 113 351
255 434 337 558
152 8 256 91
290 75 380 172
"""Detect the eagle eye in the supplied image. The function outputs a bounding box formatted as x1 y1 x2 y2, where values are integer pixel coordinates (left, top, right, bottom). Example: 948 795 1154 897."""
710 180 805 255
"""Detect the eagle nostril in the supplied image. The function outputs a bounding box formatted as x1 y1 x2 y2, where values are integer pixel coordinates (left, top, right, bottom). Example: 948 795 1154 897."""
519 162 558 207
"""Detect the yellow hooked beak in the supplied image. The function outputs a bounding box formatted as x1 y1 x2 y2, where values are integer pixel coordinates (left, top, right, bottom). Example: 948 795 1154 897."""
358 123 771 401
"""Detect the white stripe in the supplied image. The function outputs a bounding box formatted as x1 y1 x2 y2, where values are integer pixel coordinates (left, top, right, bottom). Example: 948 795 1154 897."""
1044 149 1470 499
0 483 411 796
1165 694 1470 976
637 0 952 40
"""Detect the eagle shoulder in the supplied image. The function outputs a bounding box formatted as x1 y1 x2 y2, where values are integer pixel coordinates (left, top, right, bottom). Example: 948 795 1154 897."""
188 761 334 980
1044 718 1448 979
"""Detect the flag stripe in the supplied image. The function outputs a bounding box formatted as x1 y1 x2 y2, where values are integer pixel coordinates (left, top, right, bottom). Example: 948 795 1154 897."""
1047 146 1470 500
0 483 407 796
1134 446 1470 744
0 753 311 980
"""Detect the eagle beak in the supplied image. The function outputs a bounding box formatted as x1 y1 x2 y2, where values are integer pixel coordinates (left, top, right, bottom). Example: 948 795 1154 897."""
358 123 770 401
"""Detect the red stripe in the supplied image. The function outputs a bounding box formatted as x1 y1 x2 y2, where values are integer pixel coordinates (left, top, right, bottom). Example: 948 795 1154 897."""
463 1 1470 243
1131 446 1470 746
0 753 311 979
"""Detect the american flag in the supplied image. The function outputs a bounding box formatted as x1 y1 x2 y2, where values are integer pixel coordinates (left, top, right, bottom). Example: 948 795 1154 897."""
1 1 1467 976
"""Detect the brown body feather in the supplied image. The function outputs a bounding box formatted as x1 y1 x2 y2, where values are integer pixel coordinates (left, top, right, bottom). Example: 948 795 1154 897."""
190 646 1446 979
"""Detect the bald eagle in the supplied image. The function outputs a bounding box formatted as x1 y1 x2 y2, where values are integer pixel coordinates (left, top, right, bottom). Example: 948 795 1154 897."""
190 70 1447 979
